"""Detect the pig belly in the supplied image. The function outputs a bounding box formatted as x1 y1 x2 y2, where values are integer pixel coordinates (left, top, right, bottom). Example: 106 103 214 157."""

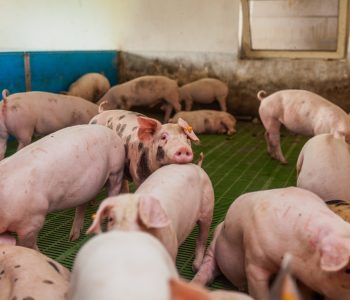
46 167 109 212
192 89 215 103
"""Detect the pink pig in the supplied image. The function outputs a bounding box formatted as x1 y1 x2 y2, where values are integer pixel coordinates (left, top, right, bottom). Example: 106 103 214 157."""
297 132 350 203
0 89 98 159
97 75 181 122
87 163 214 271
90 109 199 188
68 231 252 300
179 78 229 111
66 72 111 102
193 187 350 300
257 89 350 164
0 245 70 300
0 125 125 248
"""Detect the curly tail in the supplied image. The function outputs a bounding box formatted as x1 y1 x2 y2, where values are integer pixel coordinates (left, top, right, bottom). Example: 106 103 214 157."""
1 89 9 114
197 152 204 167
257 90 267 101
98 100 108 113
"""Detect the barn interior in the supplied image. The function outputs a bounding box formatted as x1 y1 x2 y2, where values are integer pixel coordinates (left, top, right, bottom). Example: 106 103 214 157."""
0 0 349 298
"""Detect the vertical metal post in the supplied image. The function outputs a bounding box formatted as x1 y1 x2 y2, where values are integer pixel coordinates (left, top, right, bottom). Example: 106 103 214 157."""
24 52 32 91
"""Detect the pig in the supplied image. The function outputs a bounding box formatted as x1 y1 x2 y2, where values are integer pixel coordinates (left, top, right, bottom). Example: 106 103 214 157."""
0 244 70 300
179 78 229 112
192 187 350 300
257 89 350 164
66 72 111 102
67 231 178 300
169 110 236 135
326 200 350 223
97 75 181 122
0 89 98 160
0 125 125 248
68 230 251 300
87 163 214 271
296 133 350 202
89 109 199 188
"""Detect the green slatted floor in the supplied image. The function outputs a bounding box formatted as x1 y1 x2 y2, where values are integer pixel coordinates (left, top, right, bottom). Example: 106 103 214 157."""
4 121 309 291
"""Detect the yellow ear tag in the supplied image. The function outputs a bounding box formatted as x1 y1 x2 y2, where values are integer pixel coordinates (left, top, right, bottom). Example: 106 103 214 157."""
186 126 193 133
92 213 96 220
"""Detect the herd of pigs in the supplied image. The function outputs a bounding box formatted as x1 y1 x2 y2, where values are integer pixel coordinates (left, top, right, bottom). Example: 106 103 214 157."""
1 71 350 300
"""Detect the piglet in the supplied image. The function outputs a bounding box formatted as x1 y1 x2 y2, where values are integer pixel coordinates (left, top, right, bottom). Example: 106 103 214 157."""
90 109 199 187
297 132 350 202
257 89 350 164
66 72 110 102
179 78 229 111
67 231 178 300
0 245 70 300
0 89 98 159
0 125 125 248
193 187 350 300
169 110 236 135
97 75 181 122
68 231 251 300
87 163 214 271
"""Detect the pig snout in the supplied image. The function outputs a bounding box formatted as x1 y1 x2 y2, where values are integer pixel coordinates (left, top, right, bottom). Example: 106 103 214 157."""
173 147 193 163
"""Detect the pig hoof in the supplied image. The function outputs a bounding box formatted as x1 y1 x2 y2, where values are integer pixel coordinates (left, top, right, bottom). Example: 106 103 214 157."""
69 231 80 242
192 261 201 273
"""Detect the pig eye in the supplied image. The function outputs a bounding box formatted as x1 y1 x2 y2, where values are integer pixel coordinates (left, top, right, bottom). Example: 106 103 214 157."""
108 217 114 223
161 133 168 141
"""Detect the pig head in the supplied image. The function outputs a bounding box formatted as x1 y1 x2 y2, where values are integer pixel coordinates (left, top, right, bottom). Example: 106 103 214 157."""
128 116 199 186
87 194 178 259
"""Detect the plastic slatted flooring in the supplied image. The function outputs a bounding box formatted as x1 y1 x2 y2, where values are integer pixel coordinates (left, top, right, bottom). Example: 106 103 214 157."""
4 121 308 291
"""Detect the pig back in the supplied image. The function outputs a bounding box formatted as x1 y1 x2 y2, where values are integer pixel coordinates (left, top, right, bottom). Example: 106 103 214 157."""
297 133 350 202
4 92 98 136
0 125 124 211
68 231 178 300
136 164 211 244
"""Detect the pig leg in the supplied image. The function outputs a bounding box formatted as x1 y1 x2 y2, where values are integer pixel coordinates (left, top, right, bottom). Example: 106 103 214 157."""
246 263 272 300
0 133 8 159
193 188 214 271
121 179 129 193
184 97 193 111
69 203 86 241
192 223 223 286
17 215 46 250
217 96 227 112
107 171 123 196
16 130 33 151
163 103 173 123
261 118 287 164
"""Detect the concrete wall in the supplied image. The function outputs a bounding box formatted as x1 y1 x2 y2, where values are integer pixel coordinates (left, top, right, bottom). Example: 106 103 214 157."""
1 0 350 116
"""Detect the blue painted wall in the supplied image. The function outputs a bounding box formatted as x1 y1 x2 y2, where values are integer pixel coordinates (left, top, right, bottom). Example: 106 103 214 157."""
30 51 118 92
0 50 118 94
0 52 26 93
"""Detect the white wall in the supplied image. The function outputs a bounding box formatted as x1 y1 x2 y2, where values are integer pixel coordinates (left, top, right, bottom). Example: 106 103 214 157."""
0 0 240 54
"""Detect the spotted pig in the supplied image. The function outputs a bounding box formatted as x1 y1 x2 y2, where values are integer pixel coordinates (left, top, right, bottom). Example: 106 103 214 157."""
0 244 70 300
89 109 199 187
0 90 98 159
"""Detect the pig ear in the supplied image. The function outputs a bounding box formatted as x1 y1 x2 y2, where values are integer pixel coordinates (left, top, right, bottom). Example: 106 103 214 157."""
137 117 162 142
169 278 211 300
86 200 113 235
320 238 350 272
138 196 171 229
177 118 200 144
